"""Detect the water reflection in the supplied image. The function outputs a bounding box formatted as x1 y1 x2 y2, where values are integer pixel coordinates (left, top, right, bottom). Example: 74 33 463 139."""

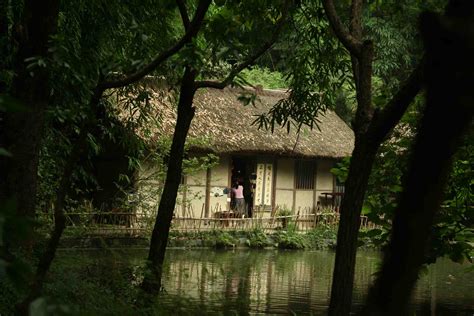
149 249 473 315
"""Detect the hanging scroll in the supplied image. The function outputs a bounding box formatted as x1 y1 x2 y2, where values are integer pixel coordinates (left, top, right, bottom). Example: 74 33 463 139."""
264 164 273 205
255 163 273 206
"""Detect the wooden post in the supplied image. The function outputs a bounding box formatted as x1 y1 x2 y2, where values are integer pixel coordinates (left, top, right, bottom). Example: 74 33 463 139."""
292 161 297 213
296 207 301 231
182 176 187 217
205 167 211 217
198 203 204 231
313 160 318 214
271 157 277 211
227 156 232 211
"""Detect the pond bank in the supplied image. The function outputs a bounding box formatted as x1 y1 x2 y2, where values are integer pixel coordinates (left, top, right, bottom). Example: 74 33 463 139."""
58 227 381 250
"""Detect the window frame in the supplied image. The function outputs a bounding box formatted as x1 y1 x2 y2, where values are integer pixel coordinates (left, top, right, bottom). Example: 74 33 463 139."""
294 160 315 190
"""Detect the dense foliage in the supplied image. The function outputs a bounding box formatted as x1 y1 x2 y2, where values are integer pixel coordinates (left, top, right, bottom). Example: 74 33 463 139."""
331 109 473 263
1 0 472 314
239 66 288 89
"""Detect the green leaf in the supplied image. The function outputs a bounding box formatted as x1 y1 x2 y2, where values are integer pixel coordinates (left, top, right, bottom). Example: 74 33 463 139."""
361 204 372 215
0 148 12 157
30 298 48 316
0 95 27 112
390 185 403 193
365 228 383 238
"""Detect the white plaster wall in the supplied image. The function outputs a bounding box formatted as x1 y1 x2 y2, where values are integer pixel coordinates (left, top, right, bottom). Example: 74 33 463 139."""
209 195 228 214
275 189 293 211
137 157 230 218
135 161 162 215
294 191 314 212
315 159 335 207
174 190 185 216
316 160 334 191
253 209 273 219
276 159 294 189
185 186 206 217
208 155 230 213
187 168 207 186
211 155 229 186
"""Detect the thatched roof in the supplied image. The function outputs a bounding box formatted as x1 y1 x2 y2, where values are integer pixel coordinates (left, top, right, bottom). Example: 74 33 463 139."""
132 86 354 159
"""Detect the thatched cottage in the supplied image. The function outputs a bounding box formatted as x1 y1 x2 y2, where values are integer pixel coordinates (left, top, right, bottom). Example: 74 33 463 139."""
136 86 354 218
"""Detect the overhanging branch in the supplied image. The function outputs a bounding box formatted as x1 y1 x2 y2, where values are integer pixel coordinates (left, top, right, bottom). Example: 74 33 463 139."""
369 61 424 142
322 0 363 57
98 0 211 91
350 0 363 39
176 0 191 30
194 0 292 90
349 0 363 88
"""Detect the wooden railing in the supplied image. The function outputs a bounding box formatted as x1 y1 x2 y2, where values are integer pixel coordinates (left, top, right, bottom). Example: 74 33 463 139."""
38 206 377 236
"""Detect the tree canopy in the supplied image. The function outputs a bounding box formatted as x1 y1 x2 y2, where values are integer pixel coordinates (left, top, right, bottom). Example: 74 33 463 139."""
0 0 471 315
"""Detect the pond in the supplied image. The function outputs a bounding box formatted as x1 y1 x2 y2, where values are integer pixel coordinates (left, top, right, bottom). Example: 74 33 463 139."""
52 248 473 315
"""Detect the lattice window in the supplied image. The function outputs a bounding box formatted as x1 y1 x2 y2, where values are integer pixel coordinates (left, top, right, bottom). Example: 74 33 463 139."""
295 160 315 190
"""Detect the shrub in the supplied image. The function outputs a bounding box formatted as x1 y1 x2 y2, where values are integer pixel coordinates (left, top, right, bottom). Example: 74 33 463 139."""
276 208 293 229
239 66 288 89
213 231 236 249
276 225 307 249
306 226 338 249
246 228 271 248
358 228 387 249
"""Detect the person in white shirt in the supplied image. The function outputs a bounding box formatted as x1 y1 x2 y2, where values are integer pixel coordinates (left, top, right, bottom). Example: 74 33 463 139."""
232 181 245 216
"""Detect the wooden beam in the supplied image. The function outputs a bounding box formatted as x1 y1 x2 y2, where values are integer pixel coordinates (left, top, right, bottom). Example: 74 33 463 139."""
204 167 211 217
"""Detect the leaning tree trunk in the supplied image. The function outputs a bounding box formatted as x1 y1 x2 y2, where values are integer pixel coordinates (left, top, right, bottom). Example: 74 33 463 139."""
361 5 474 315
15 89 104 315
0 2 7 40
15 132 84 315
0 0 9 93
328 138 378 314
141 67 197 294
0 0 59 224
322 1 425 314
328 41 376 316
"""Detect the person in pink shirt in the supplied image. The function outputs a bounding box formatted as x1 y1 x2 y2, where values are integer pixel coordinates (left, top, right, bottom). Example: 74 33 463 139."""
232 181 245 216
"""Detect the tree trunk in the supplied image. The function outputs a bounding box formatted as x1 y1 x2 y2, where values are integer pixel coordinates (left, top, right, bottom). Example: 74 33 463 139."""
0 0 9 93
0 0 59 223
361 5 474 315
15 89 103 315
141 67 197 294
0 0 7 37
328 42 375 316
328 137 378 315
15 132 84 315
322 2 425 314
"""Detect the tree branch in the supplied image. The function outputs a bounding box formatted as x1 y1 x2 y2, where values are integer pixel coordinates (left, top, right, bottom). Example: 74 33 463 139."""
351 40 374 134
349 0 363 88
176 0 191 30
369 61 424 143
322 0 362 57
350 0 363 39
0 1 8 39
98 0 211 91
194 0 292 90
